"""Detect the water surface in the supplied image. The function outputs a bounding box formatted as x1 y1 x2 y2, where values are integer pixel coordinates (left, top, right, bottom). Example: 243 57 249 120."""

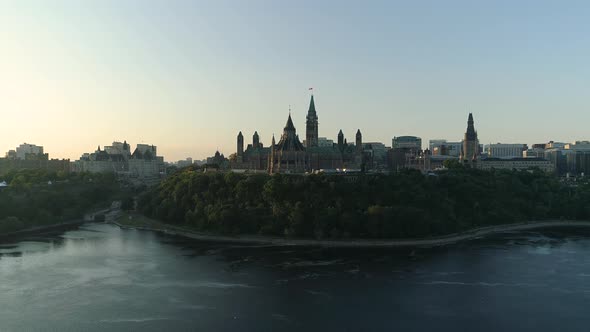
1 223 590 331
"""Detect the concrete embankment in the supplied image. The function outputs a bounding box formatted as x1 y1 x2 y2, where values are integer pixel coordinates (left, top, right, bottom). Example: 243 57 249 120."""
112 219 590 248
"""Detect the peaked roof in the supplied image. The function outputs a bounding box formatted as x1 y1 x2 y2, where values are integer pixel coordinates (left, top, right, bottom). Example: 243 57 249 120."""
284 113 296 131
307 95 316 116
465 113 477 140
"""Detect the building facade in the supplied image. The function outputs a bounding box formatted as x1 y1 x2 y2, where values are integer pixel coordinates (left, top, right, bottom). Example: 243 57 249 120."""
392 136 422 151
1 143 69 175
72 141 165 184
485 143 528 159
479 157 555 173
429 139 462 157
232 95 365 173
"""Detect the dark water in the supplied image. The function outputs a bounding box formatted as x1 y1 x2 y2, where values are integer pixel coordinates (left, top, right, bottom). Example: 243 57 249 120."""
2 224 590 332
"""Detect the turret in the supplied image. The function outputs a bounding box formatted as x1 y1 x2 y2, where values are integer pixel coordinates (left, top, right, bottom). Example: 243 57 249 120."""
337 129 344 147
237 131 244 157
356 129 362 153
269 134 276 173
253 131 260 148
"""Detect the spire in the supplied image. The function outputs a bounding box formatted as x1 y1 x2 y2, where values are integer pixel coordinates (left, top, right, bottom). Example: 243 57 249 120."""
307 95 317 117
356 129 363 153
284 113 296 131
465 113 477 140
272 134 276 145
237 131 244 156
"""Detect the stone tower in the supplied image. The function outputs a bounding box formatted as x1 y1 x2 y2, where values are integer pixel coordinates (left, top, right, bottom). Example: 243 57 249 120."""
460 113 479 165
356 129 362 153
237 131 244 158
305 95 319 148
253 131 260 148
337 130 344 148
268 134 276 173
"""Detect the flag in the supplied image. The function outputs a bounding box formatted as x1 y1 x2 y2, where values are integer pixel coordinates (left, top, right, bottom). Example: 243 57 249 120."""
309 87 313 91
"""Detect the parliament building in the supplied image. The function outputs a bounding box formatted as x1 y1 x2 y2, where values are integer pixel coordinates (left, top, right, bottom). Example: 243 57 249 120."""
232 95 365 173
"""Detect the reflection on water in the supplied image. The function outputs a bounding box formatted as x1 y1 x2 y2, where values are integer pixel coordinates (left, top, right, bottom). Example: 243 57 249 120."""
1 224 590 332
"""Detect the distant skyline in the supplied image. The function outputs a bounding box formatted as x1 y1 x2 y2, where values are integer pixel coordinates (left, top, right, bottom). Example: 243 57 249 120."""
2 1 590 161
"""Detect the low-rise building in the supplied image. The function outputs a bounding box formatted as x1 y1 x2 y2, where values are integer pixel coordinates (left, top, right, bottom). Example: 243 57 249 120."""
177 158 193 168
543 141 590 176
523 143 547 158
479 157 555 173
15 143 45 160
1 143 70 175
392 136 422 150
72 141 165 184
485 143 528 159
429 139 462 157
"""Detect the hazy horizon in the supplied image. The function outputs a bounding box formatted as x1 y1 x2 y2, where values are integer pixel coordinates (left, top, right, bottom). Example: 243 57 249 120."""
2 1 590 161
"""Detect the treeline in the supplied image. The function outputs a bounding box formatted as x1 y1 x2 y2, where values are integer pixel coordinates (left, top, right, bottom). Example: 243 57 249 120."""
0 169 126 233
137 168 590 239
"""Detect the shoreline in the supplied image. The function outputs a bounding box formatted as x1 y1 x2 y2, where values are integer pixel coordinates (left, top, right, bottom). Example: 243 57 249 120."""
111 217 590 248
0 220 87 240
0 206 116 241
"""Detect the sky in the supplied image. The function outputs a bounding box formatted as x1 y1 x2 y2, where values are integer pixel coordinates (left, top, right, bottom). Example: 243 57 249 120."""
2 0 590 161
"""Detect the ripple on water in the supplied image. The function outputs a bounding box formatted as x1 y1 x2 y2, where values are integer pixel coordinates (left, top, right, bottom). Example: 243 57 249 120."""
419 280 547 287
99 317 179 323
136 280 256 290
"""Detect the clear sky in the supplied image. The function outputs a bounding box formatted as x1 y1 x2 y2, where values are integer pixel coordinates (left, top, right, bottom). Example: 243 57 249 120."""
2 0 590 161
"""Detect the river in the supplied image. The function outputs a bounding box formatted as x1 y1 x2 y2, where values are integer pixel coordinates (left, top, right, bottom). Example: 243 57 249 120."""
1 223 590 332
